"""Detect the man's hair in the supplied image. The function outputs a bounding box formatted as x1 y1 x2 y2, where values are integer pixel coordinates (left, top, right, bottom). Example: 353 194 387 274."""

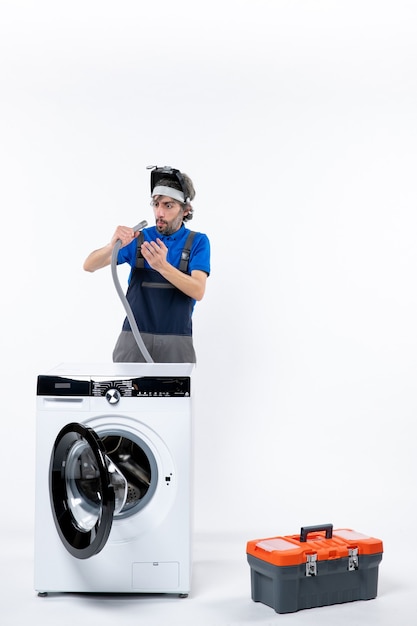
156 174 195 221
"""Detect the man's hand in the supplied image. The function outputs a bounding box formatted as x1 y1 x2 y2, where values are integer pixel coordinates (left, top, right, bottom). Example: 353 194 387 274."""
111 225 139 248
140 237 168 271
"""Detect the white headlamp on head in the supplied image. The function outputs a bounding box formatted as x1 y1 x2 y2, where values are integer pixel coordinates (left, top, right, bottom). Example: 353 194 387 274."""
151 185 186 203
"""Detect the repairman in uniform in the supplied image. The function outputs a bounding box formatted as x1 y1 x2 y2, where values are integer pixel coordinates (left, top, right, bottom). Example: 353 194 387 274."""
83 166 211 363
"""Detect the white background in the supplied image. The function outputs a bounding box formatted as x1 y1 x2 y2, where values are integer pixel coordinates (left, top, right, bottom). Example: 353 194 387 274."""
1 1 416 624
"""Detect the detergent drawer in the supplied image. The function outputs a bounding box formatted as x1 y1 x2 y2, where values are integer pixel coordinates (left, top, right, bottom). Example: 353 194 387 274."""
246 524 383 614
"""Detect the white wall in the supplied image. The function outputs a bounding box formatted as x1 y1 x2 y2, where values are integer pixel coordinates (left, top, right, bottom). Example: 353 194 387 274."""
1 1 416 548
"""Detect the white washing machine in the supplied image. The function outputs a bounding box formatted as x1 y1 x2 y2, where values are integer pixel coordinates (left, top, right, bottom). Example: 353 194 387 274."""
34 362 194 597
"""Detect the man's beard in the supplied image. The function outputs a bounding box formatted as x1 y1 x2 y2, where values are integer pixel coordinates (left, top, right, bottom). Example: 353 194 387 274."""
156 215 182 235
156 220 171 235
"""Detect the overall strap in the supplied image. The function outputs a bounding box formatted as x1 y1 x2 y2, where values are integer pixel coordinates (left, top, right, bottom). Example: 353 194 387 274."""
136 230 196 273
179 230 196 273
135 231 145 269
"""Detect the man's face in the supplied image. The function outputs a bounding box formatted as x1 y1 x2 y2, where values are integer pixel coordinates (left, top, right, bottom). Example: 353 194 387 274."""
151 195 187 235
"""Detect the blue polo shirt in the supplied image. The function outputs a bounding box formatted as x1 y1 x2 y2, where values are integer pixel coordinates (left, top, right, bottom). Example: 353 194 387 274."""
117 225 210 336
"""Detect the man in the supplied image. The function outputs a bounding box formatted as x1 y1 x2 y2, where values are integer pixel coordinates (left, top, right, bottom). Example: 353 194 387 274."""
83 166 210 363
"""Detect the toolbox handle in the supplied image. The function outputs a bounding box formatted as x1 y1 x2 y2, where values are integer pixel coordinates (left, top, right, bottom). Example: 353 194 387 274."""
300 524 333 542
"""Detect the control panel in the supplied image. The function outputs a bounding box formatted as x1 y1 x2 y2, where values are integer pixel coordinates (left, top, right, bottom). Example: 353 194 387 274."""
37 376 191 397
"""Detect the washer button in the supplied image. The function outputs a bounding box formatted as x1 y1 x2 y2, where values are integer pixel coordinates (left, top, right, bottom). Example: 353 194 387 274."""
106 388 121 404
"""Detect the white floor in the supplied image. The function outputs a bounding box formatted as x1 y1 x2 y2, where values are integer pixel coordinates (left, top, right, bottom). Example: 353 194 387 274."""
2 525 414 626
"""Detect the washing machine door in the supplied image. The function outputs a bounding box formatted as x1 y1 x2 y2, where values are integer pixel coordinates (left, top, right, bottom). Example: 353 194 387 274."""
49 422 118 559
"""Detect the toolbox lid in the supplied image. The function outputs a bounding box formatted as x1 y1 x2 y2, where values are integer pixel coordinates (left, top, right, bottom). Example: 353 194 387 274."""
247 525 383 567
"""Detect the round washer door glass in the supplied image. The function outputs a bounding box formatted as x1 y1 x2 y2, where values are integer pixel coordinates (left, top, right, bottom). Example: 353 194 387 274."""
49 422 116 559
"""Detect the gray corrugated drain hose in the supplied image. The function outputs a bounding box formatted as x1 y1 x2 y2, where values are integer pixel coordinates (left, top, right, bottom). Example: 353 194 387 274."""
111 220 154 363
